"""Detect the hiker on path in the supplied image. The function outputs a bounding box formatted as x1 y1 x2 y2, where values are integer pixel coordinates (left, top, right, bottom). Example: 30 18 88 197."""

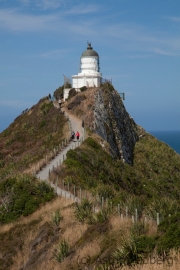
71 131 75 141
76 131 80 141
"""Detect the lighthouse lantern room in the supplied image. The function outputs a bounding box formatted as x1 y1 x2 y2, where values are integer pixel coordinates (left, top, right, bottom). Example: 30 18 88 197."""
72 42 102 90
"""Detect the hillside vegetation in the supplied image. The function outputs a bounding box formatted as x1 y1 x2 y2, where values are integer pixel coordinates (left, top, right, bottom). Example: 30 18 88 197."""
0 97 69 180
0 84 180 269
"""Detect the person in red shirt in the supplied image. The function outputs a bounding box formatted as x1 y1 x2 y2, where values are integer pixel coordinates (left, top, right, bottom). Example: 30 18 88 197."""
76 131 80 141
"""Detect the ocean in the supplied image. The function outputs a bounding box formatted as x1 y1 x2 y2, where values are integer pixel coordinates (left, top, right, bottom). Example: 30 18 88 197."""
149 130 180 155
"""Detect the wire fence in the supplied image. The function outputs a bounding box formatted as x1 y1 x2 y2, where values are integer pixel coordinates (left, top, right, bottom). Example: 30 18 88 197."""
47 174 159 227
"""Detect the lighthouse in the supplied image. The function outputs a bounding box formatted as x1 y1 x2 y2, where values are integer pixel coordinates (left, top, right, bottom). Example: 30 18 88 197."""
72 42 102 89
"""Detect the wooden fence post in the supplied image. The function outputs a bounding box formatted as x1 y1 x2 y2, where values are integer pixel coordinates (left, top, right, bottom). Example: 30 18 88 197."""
135 208 138 222
102 197 104 209
126 206 128 217
157 213 160 226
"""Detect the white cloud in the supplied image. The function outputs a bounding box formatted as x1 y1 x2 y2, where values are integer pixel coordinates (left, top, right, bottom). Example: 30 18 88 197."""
104 23 180 57
128 54 150 59
0 8 59 32
151 48 180 57
35 0 65 10
164 16 180 23
17 0 66 9
0 7 180 58
0 7 98 34
37 49 72 59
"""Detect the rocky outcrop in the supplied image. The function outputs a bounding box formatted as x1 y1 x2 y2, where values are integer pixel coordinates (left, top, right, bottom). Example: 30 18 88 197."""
19 222 59 270
66 83 142 165
93 84 139 164
67 94 87 110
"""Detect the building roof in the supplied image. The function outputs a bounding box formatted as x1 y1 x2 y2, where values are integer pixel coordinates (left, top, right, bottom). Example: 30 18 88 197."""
81 42 99 57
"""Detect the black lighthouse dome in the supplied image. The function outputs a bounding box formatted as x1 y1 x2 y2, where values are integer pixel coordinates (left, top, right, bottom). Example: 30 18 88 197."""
81 42 99 58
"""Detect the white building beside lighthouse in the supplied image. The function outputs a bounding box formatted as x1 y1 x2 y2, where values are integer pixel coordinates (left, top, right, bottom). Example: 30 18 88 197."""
72 42 102 89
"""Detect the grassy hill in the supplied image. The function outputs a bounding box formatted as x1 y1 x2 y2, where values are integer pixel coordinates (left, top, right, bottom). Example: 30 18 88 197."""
0 97 69 180
0 86 180 269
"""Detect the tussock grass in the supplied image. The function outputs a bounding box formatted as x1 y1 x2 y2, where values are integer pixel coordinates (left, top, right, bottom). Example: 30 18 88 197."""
0 97 68 180
1 196 73 270
1 86 180 269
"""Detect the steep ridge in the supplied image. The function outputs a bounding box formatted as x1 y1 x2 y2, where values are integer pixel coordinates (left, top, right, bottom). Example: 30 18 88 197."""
65 83 143 164
93 85 139 164
1 84 180 270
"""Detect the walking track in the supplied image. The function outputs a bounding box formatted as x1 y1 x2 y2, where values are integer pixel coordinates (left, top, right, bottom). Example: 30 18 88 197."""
36 106 84 200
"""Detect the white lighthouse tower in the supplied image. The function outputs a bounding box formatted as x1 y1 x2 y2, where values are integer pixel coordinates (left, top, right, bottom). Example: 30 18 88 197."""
72 42 102 90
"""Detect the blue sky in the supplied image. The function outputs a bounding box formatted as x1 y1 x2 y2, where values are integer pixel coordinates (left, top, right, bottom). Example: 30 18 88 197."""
0 0 180 132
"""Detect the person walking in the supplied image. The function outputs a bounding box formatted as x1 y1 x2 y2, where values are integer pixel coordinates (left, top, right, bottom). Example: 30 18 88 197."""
76 131 80 141
71 131 75 141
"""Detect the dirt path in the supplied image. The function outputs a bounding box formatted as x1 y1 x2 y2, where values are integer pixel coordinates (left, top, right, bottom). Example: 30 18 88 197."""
36 106 84 201
63 107 83 137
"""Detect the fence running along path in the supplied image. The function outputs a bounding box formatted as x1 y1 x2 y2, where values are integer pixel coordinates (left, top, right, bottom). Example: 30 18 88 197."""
34 109 85 202
32 106 160 227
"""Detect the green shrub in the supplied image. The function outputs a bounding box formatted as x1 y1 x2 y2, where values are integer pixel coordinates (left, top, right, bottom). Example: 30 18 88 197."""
52 209 63 226
80 86 87 92
120 195 145 218
131 221 148 236
89 208 111 224
96 185 115 200
145 198 180 222
74 199 93 223
68 88 77 99
64 158 82 169
86 177 97 188
39 120 46 128
84 138 101 150
54 85 64 99
157 213 180 253
112 234 143 266
66 149 79 160
135 235 156 255
53 240 70 262
40 102 53 115
0 174 55 224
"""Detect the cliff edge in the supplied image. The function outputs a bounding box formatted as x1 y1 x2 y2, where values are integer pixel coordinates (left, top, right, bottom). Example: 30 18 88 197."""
66 83 144 164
